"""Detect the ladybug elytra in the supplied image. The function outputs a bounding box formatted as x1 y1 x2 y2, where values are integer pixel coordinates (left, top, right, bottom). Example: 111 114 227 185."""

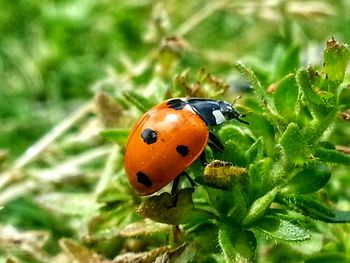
124 98 247 195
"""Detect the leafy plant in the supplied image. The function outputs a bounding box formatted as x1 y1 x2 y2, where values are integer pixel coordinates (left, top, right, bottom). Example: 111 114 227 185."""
97 38 350 262
1 1 350 262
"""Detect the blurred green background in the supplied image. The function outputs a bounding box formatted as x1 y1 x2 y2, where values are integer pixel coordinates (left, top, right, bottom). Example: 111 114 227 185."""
1 0 349 158
1 1 350 262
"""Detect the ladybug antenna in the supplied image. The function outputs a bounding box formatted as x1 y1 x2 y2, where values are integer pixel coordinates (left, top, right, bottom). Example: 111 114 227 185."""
231 96 249 125
232 95 242 105
237 114 249 125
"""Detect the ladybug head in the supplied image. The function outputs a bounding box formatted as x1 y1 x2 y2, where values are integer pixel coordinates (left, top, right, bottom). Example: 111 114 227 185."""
218 101 249 125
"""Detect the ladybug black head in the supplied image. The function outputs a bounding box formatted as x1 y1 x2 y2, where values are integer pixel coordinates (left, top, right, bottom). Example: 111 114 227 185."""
218 101 249 125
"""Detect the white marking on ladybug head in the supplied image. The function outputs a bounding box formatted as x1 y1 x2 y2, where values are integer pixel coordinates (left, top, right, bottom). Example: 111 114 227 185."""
212 110 226 125
184 104 193 112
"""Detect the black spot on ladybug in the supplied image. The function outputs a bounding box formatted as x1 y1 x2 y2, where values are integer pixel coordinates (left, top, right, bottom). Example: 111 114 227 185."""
167 99 187 110
136 171 152 187
141 128 157 144
176 145 189 156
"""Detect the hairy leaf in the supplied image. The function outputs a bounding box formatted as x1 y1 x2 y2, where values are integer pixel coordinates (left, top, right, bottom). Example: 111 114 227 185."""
246 137 264 163
243 187 278 226
222 140 247 167
248 158 273 199
282 195 350 223
296 69 332 118
283 162 331 194
338 86 350 111
218 223 256 263
315 147 350 165
253 216 310 242
274 74 299 121
280 123 311 164
324 38 350 83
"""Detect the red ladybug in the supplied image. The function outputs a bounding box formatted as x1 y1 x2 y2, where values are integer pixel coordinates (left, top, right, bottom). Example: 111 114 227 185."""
124 98 247 195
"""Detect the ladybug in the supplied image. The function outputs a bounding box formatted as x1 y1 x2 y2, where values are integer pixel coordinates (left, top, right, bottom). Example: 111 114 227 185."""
124 98 248 195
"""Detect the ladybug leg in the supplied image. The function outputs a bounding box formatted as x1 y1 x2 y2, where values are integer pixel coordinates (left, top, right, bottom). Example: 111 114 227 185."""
167 175 181 208
199 151 208 166
208 131 224 153
168 172 196 208
170 171 196 196
183 171 196 187
171 175 181 196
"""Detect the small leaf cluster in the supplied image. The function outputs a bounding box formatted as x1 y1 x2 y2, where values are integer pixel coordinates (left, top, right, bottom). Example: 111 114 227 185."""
98 39 350 262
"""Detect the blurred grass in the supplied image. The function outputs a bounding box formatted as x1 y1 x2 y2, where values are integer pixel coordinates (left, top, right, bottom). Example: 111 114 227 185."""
1 0 349 157
0 0 349 262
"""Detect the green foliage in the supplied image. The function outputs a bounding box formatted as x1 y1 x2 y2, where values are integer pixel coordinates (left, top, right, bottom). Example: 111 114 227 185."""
282 162 331 194
1 1 350 263
273 73 299 121
99 129 130 145
324 39 350 83
94 38 350 263
279 122 312 164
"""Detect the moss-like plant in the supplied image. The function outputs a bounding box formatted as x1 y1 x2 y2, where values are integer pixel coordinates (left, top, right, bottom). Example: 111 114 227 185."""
97 38 350 262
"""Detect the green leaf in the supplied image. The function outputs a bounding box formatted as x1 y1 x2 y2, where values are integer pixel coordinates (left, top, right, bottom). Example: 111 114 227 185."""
202 160 247 190
282 162 331 194
99 129 129 144
253 216 310 242
188 223 220 254
235 62 265 97
122 91 156 112
222 140 247 167
296 69 331 118
218 124 253 149
279 123 311 164
338 86 350 111
248 158 273 199
275 45 300 79
274 74 299 121
242 187 278 226
245 137 264 163
218 226 236 263
244 113 275 157
315 147 350 165
281 195 350 223
205 186 236 216
305 252 349 263
324 38 350 83
137 188 214 225
218 223 256 263
235 62 270 111
330 210 350 223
